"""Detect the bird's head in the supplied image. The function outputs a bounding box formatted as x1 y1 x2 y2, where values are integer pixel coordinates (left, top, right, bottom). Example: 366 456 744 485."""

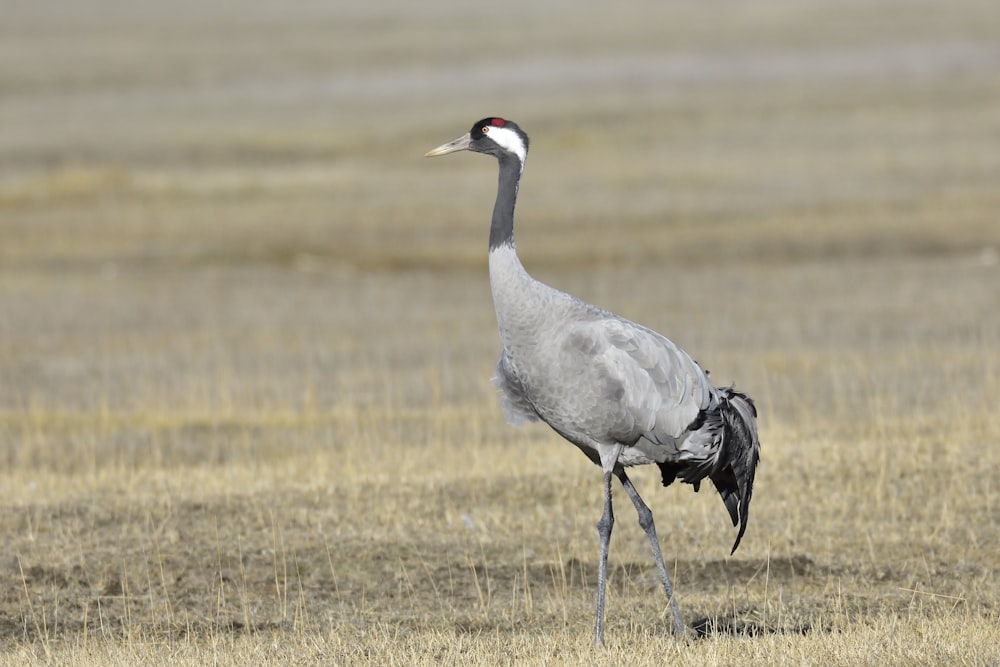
425 117 529 166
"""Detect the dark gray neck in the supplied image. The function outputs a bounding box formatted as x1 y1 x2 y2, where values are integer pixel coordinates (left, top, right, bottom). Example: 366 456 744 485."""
488 152 523 251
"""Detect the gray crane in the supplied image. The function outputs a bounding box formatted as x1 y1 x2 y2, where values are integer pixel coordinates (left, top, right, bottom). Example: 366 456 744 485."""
425 118 761 646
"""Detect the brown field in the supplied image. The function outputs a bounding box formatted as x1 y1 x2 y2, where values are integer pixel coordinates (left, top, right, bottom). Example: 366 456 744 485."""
2 0 999 664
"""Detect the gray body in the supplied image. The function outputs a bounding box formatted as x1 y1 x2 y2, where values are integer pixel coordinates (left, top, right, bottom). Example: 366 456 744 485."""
426 118 760 645
491 243 714 469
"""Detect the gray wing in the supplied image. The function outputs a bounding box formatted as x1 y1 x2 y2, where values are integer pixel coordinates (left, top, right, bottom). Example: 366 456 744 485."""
568 316 714 448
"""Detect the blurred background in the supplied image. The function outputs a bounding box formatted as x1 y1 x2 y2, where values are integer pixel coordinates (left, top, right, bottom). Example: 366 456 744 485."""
1 0 998 422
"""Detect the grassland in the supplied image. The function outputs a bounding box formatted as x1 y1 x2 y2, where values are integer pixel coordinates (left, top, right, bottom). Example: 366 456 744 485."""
1 0 999 664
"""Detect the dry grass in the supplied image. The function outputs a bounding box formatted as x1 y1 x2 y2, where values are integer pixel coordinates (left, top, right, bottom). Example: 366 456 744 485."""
2 0 1000 663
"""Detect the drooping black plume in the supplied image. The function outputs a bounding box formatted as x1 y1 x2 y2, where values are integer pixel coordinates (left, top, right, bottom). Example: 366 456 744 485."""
710 388 760 554
657 388 760 554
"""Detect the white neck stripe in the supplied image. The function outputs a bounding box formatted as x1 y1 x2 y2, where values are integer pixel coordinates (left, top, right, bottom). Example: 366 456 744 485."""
487 126 527 165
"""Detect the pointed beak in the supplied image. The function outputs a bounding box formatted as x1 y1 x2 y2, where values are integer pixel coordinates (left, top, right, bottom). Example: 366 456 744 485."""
424 132 472 157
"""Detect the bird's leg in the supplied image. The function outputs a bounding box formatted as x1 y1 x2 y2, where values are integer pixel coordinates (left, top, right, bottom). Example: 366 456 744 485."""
594 468 614 648
615 470 685 638
593 443 624 647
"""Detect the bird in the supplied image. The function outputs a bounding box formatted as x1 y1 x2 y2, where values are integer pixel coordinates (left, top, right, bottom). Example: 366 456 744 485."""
425 117 760 646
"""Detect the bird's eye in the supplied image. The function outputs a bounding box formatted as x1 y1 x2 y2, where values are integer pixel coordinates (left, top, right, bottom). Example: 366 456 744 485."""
481 126 490 133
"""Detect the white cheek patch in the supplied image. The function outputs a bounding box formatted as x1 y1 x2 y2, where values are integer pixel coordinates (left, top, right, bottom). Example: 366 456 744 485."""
486 126 528 165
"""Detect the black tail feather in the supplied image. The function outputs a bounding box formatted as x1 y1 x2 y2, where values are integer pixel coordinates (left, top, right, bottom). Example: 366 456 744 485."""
712 388 760 554
656 388 761 554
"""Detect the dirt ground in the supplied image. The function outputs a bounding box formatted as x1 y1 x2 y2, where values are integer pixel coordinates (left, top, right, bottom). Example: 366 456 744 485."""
1 0 999 663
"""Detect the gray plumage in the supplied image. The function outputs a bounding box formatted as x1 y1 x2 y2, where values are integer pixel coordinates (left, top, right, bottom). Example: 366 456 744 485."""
426 117 761 646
